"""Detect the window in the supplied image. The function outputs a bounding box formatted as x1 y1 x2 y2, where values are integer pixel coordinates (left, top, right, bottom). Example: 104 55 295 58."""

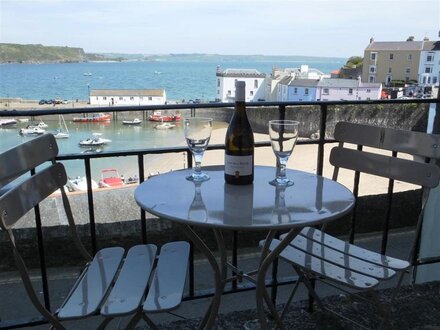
323 88 329 95
388 67 392 73
369 66 376 73
103 96 107 100
405 68 410 74
130 97 134 100
250 91 254 96
294 88 298 94
254 80 258 88
369 76 375 83
119 97 123 100
423 77 427 84
148 97 152 101
428 77 431 84
366 89 371 93
348 88 353 95
427 53 434 62
434 77 438 84
408 54 412 60
386 75 392 84
227 90 231 95
304 88 309 95
96 97 98 100
217 79 220 87
370 52 377 61
389 53 394 60
425 67 433 73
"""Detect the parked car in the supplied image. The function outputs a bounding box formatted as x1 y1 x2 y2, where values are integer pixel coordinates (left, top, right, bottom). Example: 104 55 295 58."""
38 99 47 105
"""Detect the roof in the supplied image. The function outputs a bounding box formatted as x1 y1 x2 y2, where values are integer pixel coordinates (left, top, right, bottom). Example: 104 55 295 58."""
216 68 266 78
318 78 360 88
90 89 165 97
365 41 423 51
288 79 319 87
422 41 440 51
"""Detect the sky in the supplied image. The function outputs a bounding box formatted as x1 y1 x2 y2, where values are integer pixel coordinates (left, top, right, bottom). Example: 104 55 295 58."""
0 0 439 58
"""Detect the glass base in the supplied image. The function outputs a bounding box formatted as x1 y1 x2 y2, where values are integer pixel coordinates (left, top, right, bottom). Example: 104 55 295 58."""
186 172 210 182
269 177 294 187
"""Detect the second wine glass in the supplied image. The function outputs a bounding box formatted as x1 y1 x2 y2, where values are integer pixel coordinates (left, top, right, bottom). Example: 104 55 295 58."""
184 117 213 182
269 120 299 187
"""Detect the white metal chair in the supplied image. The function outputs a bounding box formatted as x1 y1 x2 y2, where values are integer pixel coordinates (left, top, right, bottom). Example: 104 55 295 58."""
0 134 190 329
266 121 440 328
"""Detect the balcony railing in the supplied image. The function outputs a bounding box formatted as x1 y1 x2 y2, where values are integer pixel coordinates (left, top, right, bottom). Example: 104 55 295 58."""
0 98 439 329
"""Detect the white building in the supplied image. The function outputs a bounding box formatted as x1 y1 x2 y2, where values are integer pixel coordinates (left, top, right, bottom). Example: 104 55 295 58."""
418 40 440 86
216 67 267 102
89 89 166 106
316 78 382 101
269 65 329 101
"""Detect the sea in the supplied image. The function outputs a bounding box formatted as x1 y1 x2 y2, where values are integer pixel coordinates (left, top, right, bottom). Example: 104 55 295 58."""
0 55 346 179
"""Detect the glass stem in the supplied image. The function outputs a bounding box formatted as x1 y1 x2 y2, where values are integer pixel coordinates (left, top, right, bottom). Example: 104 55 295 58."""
278 157 288 179
194 152 204 174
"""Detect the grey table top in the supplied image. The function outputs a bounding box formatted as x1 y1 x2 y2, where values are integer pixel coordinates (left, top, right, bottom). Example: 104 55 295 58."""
135 166 355 231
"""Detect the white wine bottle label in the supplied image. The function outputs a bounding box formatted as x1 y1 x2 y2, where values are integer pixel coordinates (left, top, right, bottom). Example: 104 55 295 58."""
225 155 253 176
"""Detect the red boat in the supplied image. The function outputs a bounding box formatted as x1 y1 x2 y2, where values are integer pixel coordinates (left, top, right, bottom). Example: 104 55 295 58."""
99 168 124 188
73 113 111 122
148 110 182 122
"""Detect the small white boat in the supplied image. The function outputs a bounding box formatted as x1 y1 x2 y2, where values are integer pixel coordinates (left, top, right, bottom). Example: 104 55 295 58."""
67 176 99 191
36 120 48 128
79 133 111 147
122 118 142 125
0 119 17 126
154 122 176 130
83 72 92 76
53 115 70 139
19 126 46 135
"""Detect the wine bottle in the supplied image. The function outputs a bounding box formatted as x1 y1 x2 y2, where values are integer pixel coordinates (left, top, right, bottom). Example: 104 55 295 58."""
224 81 254 185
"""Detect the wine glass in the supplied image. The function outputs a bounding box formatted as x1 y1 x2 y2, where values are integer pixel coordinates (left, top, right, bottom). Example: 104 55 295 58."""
184 117 213 182
269 120 299 187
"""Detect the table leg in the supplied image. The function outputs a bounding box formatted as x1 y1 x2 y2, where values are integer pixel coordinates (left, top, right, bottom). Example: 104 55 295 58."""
179 225 225 329
256 228 302 329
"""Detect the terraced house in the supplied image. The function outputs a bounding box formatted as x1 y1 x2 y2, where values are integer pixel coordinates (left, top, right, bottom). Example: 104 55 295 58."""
362 37 440 87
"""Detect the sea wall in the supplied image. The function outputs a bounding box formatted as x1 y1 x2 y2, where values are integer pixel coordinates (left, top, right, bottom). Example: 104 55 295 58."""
195 102 428 137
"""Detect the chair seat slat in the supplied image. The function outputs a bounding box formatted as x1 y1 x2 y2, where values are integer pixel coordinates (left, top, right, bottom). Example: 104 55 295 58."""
280 232 396 279
268 239 379 290
144 241 190 312
101 244 158 316
58 247 125 319
298 227 410 270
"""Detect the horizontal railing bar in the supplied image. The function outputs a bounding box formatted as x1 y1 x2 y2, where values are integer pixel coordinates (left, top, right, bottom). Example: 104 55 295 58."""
0 98 436 117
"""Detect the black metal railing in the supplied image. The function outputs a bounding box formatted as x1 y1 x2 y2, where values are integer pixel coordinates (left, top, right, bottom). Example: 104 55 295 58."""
0 98 439 329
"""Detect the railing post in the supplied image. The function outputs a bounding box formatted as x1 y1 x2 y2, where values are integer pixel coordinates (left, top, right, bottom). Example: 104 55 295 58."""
138 154 147 244
84 158 97 255
31 168 51 312
316 104 328 176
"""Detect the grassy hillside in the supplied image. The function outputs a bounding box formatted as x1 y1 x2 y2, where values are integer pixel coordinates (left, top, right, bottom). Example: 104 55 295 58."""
0 43 87 63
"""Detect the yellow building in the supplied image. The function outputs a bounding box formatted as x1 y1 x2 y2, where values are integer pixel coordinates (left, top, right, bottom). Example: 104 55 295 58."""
362 37 422 85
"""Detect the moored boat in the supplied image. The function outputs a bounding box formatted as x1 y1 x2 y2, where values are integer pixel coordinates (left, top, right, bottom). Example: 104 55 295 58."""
122 118 142 125
79 133 111 147
154 122 176 130
19 126 46 135
67 176 99 191
148 110 181 122
99 168 124 188
0 119 18 127
53 115 70 139
73 113 111 122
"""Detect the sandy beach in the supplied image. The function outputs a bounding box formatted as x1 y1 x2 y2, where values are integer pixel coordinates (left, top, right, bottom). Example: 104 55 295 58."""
145 126 417 197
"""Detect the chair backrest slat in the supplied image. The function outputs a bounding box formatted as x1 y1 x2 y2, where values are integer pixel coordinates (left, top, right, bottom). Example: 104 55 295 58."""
330 147 440 188
335 122 440 159
0 163 67 230
0 134 58 189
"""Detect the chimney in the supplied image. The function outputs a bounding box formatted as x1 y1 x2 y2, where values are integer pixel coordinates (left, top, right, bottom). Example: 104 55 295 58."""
423 36 430 41
370 37 374 44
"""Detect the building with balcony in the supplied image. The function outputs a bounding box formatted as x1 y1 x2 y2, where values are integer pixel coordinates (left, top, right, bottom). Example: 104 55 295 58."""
215 67 267 102
362 37 422 85
89 89 166 106
418 41 440 86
